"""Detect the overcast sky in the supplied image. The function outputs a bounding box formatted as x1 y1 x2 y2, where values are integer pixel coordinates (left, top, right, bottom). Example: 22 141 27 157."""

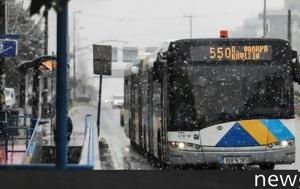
22 0 285 51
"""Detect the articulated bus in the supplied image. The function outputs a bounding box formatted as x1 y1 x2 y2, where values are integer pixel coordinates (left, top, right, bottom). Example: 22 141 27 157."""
123 38 300 169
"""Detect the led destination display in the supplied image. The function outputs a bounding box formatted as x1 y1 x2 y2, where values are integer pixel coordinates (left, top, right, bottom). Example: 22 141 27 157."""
190 45 273 61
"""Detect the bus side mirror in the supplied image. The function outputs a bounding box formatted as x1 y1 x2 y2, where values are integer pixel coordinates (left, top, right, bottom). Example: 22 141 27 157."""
153 52 168 81
292 51 300 84
158 52 168 60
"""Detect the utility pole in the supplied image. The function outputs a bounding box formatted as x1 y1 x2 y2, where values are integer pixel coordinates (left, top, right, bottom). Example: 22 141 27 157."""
287 9 292 43
184 15 194 38
0 0 6 89
263 0 267 38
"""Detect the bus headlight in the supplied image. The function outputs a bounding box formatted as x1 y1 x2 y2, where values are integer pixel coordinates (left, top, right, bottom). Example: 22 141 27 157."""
169 141 202 151
280 140 289 147
178 142 185 149
267 140 294 149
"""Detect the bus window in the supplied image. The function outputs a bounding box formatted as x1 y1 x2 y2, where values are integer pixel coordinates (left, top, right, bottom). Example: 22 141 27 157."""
169 64 293 130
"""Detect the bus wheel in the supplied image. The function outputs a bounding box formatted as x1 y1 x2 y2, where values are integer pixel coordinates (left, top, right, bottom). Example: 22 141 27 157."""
259 163 275 170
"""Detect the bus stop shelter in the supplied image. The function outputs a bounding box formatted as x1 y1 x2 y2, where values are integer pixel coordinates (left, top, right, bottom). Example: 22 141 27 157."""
16 56 57 119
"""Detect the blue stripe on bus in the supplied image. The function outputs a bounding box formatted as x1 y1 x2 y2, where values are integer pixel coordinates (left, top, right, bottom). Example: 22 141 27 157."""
216 122 259 147
261 119 294 141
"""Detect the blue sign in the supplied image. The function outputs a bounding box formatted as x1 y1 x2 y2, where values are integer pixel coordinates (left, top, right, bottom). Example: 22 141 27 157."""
0 40 18 57
0 34 19 39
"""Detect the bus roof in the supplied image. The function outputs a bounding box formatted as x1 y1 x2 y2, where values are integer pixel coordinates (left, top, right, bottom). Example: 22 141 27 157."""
171 38 289 46
124 38 292 77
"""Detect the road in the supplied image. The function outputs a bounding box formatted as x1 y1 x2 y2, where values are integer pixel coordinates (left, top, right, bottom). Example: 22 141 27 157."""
70 103 300 170
70 103 156 170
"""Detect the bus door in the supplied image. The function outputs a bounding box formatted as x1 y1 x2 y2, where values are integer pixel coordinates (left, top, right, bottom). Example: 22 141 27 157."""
263 76 294 160
148 72 154 154
152 77 162 160
138 74 143 148
160 73 168 163
124 76 131 138
131 75 140 145
141 72 150 151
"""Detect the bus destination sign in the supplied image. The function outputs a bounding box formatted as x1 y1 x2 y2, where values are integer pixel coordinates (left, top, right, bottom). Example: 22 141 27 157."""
190 45 273 61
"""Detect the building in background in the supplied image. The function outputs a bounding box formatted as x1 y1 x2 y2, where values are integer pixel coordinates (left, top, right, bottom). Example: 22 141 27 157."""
285 0 300 11
231 17 262 37
122 47 138 63
232 0 300 91
232 0 300 50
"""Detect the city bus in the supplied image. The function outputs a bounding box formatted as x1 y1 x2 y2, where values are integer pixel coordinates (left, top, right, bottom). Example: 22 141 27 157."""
123 38 300 170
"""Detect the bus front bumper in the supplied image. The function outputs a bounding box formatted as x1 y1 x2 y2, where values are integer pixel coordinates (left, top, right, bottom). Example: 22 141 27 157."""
167 146 295 165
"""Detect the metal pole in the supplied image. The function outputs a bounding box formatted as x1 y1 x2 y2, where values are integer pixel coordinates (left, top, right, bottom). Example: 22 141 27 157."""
96 75 102 136
72 11 81 99
56 0 68 170
0 0 6 91
32 66 39 118
0 2 5 152
184 15 193 38
5 127 7 162
44 8 49 55
288 9 292 43
263 0 267 38
50 63 54 145
19 73 26 108
73 13 76 99
190 15 192 38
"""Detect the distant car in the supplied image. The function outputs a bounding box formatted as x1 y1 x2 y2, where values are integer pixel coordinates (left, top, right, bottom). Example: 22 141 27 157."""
4 88 16 109
104 98 113 104
111 95 124 108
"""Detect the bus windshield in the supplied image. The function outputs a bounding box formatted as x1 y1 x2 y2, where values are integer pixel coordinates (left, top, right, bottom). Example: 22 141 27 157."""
169 64 293 130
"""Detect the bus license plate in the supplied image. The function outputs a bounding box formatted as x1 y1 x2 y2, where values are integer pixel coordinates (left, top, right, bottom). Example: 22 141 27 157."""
222 157 249 164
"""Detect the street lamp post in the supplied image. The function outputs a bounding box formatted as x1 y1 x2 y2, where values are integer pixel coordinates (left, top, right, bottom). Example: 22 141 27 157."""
73 11 81 99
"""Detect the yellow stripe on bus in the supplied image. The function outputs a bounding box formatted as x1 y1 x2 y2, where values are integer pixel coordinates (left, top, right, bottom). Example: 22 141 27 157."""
239 120 277 145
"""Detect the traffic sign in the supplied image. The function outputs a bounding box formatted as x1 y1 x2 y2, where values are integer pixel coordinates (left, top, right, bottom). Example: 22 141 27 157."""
0 39 18 57
0 34 19 39
93 45 112 75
